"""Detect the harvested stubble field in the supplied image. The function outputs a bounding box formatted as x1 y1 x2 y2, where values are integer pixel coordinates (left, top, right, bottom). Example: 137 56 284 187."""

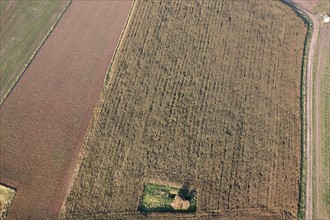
0 0 70 104
0 1 132 219
62 0 307 219
316 25 330 220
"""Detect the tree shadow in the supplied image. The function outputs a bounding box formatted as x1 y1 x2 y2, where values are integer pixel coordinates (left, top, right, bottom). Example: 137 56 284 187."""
178 180 196 201
178 180 190 198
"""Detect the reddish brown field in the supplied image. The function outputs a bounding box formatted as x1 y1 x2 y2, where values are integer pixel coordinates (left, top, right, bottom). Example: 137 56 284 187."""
0 1 132 219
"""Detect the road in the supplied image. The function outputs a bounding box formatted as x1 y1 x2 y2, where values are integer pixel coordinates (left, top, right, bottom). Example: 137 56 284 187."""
282 1 320 220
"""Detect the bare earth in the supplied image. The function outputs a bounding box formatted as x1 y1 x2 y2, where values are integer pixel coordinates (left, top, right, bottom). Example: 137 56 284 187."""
0 1 132 219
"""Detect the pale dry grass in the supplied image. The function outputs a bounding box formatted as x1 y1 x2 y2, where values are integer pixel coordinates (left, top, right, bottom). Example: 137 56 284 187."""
0 185 15 219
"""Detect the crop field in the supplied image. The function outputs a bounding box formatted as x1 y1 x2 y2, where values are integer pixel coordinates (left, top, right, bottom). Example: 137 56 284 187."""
61 0 307 219
318 25 330 220
0 1 132 219
0 0 70 104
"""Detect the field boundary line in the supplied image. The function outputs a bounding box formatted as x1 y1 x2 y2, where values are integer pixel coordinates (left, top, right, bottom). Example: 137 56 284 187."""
66 207 285 219
58 0 137 217
0 1 72 106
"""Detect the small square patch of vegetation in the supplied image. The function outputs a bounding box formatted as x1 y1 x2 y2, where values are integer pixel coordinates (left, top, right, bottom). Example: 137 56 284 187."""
0 184 16 218
139 183 197 213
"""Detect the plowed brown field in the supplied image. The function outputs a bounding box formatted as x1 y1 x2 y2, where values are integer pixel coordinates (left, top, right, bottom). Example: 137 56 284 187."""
61 0 307 219
0 1 132 219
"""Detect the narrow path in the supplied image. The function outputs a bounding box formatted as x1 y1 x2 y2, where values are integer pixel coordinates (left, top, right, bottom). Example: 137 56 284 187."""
282 1 320 220
305 13 318 220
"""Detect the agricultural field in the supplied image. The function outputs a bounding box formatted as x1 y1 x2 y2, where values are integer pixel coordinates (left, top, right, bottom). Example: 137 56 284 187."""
0 0 70 104
312 0 330 14
320 37 330 220
315 24 330 220
0 1 132 219
61 0 307 219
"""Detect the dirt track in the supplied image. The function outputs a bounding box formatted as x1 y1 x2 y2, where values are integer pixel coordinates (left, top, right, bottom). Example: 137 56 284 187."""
305 12 318 220
0 1 132 219
283 1 320 219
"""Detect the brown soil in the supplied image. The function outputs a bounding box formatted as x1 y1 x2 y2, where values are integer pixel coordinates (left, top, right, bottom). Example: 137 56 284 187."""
0 1 132 219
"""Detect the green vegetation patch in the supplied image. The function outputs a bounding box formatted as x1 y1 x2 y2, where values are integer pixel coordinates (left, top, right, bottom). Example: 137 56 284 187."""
139 183 197 213
0 184 16 219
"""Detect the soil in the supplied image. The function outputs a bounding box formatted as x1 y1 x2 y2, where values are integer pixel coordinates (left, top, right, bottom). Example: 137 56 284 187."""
0 1 132 219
